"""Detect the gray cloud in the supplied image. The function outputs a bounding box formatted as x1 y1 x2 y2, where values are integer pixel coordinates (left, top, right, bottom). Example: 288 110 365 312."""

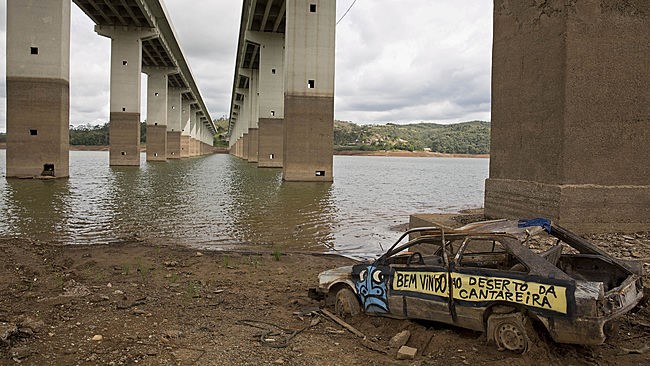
0 0 493 132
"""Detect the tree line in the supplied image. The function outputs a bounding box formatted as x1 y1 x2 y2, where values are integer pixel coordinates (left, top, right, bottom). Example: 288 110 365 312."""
334 120 490 154
3 119 490 154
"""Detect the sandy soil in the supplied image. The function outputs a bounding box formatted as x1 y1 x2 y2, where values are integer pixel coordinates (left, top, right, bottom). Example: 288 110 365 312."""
1 232 649 366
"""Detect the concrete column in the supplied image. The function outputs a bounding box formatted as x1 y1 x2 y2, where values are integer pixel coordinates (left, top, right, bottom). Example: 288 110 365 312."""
143 67 174 161
247 128 259 163
247 31 285 168
258 119 283 168
237 88 251 161
485 1 650 233
166 87 183 159
180 99 191 158
189 108 198 156
6 0 70 178
194 118 203 156
242 133 250 160
97 26 157 166
283 0 336 181
246 69 260 163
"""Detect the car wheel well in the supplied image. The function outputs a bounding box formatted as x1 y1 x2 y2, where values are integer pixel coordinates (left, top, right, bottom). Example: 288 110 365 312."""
483 304 551 352
327 282 355 306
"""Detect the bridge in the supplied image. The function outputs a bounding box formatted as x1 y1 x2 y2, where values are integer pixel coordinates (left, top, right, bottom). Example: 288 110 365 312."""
226 0 336 182
5 0 216 178
3 1 648 232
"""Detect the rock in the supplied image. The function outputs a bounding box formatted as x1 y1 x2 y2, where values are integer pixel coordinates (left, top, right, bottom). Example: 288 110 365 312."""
195 252 204 257
10 346 32 360
17 316 45 334
389 330 411 349
274 359 285 364
91 335 103 341
396 345 418 360
0 323 18 345
397 346 418 360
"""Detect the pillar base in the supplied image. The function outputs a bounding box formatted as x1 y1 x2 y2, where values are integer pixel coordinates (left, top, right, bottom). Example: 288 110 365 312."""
110 112 141 166
6 77 69 178
283 95 333 182
485 178 650 234
167 131 181 159
146 125 167 161
180 135 190 158
247 128 259 163
258 119 283 168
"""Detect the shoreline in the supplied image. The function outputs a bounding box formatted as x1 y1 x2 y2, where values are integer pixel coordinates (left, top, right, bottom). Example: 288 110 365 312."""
0 143 488 158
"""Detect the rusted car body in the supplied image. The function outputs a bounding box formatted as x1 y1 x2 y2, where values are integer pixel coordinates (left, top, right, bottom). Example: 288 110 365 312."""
311 219 645 352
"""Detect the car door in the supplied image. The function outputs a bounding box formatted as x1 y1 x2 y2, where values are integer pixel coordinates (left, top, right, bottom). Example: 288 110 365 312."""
388 241 455 325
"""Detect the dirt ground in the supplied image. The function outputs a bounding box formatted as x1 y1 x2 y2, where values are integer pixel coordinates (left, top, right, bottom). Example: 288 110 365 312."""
1 233 649 366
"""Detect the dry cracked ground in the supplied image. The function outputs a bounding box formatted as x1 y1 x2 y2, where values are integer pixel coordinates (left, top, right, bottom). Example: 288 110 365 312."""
1 232 649 366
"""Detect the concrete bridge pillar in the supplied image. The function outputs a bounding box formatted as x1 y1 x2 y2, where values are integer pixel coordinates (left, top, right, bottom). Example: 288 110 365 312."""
96 26 157 166
6 0 70 178
485 0 650 233
247 69 260 163
247 31 285 168
187 108 196 156
143 67 174 162
283 0 336 181
166 87 183 159
180 99 191 158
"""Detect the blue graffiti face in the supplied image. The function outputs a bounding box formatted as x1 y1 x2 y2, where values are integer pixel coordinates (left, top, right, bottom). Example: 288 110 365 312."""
354 265 389 313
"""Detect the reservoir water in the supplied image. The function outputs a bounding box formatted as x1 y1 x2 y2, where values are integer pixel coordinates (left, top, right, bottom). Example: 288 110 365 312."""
0 150 488 258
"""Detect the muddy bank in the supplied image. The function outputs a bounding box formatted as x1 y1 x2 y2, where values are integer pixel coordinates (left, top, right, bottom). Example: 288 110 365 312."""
334 150 489 158
1 235 649 365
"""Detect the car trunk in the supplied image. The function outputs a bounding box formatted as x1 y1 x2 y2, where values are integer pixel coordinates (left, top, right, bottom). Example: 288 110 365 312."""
557 254 630 292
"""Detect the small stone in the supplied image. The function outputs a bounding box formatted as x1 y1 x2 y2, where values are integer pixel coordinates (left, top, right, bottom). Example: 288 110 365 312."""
91 335 103 341
389 330 411 349
396 345 417 360
10 346 32 360
107 283 112 288
274 359 285 364
113 290 124 295
195 252 203 257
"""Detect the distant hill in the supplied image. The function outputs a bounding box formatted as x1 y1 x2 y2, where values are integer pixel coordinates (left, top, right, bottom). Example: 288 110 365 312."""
2 120 490 154
334 120 490 154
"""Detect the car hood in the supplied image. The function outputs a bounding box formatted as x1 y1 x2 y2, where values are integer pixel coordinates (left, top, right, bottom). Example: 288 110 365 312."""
318 265 354 288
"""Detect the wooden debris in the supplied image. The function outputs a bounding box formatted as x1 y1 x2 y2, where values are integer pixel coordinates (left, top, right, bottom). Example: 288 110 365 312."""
320 309 365 338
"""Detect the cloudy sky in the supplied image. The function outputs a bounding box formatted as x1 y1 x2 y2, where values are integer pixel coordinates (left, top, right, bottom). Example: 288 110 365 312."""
0 0 493 132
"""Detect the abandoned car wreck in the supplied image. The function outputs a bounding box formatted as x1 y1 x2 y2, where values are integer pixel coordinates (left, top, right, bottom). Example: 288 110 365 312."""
310 219 646 353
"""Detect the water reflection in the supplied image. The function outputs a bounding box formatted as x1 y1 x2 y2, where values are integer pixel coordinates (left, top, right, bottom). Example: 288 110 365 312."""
3 178 71 243
225 159 336 250
0 150 489 257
